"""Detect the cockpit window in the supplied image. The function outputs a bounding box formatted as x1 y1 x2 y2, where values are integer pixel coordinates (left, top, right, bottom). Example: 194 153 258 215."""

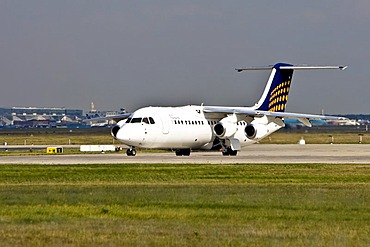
142 117 149 124
131 118 142 123
126 117 155 124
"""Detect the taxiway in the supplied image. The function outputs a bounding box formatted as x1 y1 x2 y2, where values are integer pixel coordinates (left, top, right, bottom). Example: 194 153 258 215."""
0 144 370 164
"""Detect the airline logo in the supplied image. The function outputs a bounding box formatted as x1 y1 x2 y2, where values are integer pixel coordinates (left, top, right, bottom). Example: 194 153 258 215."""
268 80 291 112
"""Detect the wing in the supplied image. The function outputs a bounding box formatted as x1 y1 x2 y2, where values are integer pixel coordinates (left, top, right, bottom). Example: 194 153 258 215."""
84 113 131 123
203 106 346 127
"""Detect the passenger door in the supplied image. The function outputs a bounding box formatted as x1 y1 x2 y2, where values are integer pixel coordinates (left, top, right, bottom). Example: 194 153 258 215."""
157 110 170 134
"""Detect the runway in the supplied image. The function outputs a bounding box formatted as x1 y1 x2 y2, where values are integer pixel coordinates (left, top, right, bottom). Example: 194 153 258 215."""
1 144 370 164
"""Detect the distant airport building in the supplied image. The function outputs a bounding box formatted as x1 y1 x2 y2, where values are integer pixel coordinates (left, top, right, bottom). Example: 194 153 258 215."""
0 106 82 117
0 103 125 128
0 106 83 128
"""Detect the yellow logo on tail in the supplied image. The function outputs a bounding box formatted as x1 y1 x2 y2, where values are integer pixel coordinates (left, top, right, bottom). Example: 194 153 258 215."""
268 80 291 112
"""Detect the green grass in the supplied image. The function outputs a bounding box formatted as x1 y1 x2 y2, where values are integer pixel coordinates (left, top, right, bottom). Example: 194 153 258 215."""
0 164 369 246
0 134 114 145
0 148 122 156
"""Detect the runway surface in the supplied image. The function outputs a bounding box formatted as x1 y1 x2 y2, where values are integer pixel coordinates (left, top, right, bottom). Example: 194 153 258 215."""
1 144 370 164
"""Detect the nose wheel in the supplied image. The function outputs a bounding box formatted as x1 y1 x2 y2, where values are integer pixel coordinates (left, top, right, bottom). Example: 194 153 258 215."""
175 149 191 156
126 148 136 156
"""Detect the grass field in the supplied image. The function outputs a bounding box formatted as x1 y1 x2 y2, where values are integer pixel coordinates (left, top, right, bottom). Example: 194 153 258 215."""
0 163 369 246
0 129 114 146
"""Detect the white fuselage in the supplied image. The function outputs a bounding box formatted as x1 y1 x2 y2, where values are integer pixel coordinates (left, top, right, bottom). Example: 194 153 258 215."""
114 105 282 150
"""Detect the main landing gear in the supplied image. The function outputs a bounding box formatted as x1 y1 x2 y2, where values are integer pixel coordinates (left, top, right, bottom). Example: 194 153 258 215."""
175 149 191 156
214 138 238 156
222 147 238 156
126 148 136 156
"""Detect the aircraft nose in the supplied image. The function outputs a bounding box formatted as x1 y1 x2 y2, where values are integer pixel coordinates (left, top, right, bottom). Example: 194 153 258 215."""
111 125 120 138
113 125 142 146
113 125 132 144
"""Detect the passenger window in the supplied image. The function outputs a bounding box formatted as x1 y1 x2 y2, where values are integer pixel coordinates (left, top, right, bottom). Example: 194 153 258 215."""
149 117 155 124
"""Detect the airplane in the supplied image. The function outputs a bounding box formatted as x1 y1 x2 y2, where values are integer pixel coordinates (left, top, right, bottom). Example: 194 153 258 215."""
92 63 347 156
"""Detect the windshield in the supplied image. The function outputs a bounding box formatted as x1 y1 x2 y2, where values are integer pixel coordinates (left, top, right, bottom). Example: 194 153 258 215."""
130 118 142 123
125 117 155 124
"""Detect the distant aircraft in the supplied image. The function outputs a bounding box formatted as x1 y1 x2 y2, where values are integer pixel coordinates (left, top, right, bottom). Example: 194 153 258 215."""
94 63 347 156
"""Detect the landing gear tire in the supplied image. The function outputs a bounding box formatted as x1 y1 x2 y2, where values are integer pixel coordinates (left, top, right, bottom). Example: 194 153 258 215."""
229 149 238 156
126 148 136 156
175 149 191 156
222 147 237 156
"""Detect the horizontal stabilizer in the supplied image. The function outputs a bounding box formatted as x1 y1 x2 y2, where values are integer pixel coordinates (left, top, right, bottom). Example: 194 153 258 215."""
236 65 347 72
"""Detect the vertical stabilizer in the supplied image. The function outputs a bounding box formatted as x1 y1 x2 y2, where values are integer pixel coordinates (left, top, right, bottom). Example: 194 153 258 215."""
255 63 293 112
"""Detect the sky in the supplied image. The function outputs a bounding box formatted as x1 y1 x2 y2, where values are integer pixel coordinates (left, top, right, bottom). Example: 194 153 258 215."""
0 1 369 114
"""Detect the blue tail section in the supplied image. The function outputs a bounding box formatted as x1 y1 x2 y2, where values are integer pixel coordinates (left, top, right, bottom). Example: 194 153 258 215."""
256 63 294 112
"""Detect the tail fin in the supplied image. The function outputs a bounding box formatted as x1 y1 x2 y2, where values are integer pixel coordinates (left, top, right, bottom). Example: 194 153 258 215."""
255 63 293 112
236 63 347 112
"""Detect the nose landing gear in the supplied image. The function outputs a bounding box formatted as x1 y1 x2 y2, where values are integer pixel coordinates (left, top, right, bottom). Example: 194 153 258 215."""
175 149 191 156
126 148 136 156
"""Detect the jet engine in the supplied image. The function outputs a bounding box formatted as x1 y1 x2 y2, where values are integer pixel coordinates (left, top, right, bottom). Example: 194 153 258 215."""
244 123 268 140
213 115 238 139
213 122 237 138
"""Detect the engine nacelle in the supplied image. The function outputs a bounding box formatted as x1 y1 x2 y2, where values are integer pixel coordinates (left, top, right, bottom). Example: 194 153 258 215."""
213 122 237 139
244 123 268 140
